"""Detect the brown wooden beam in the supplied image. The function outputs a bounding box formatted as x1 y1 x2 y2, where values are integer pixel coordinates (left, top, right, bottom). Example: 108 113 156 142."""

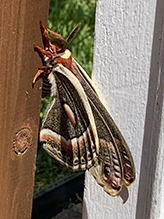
0 0 49 218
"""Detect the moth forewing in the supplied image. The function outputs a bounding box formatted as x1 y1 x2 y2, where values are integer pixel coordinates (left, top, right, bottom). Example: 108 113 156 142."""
54 63 99 154
71 59 98 95
40 64 99 171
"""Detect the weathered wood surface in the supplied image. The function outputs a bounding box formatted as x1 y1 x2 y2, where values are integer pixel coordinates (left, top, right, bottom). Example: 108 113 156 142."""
0 0 49 218
83 0 164 218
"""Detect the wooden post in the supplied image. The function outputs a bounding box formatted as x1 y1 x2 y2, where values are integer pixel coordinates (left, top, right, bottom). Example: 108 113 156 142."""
0 0 49 218
83 0 164 218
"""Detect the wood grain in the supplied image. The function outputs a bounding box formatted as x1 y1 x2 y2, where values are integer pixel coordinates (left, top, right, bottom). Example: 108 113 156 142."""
0 0 49 218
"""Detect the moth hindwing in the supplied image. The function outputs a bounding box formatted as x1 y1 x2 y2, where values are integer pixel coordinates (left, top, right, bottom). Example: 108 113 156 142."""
33 21 135 196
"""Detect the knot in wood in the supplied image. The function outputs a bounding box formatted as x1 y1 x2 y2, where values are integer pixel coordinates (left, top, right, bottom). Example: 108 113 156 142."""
13 127 32 155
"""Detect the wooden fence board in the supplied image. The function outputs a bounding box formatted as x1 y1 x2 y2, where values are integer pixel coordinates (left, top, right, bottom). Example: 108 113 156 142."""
0 1 49 218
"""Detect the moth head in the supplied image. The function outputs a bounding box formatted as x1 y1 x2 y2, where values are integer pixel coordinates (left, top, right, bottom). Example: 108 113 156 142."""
48 29 68 53
33 22 81 85
34 21 81 57
48 24 81 57
34 20 58 58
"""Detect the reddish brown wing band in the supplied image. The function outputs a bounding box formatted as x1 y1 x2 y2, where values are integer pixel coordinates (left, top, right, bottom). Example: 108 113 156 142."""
33 21 135 196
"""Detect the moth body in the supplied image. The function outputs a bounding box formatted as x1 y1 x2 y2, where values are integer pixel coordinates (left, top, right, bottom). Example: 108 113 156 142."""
33 21 135 196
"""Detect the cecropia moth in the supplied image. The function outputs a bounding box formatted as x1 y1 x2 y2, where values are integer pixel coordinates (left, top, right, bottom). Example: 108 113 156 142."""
33 21 135 196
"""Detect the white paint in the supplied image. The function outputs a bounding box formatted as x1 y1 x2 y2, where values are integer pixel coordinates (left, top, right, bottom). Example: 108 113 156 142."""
82 0 164 218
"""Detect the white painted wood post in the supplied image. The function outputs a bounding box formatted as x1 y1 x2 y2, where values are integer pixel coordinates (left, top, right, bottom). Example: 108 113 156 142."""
82 0 164 218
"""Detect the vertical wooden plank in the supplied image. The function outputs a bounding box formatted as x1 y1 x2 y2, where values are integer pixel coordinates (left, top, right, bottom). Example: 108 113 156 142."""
0 0 49 218
136 0 164 218
82 0 159 218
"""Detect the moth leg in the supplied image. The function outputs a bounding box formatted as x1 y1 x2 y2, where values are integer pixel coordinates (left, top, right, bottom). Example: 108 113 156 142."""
32 67 47 85
34 46 52 58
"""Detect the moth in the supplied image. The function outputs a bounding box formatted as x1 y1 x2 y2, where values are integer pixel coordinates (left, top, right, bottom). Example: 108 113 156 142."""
33 21 135 196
